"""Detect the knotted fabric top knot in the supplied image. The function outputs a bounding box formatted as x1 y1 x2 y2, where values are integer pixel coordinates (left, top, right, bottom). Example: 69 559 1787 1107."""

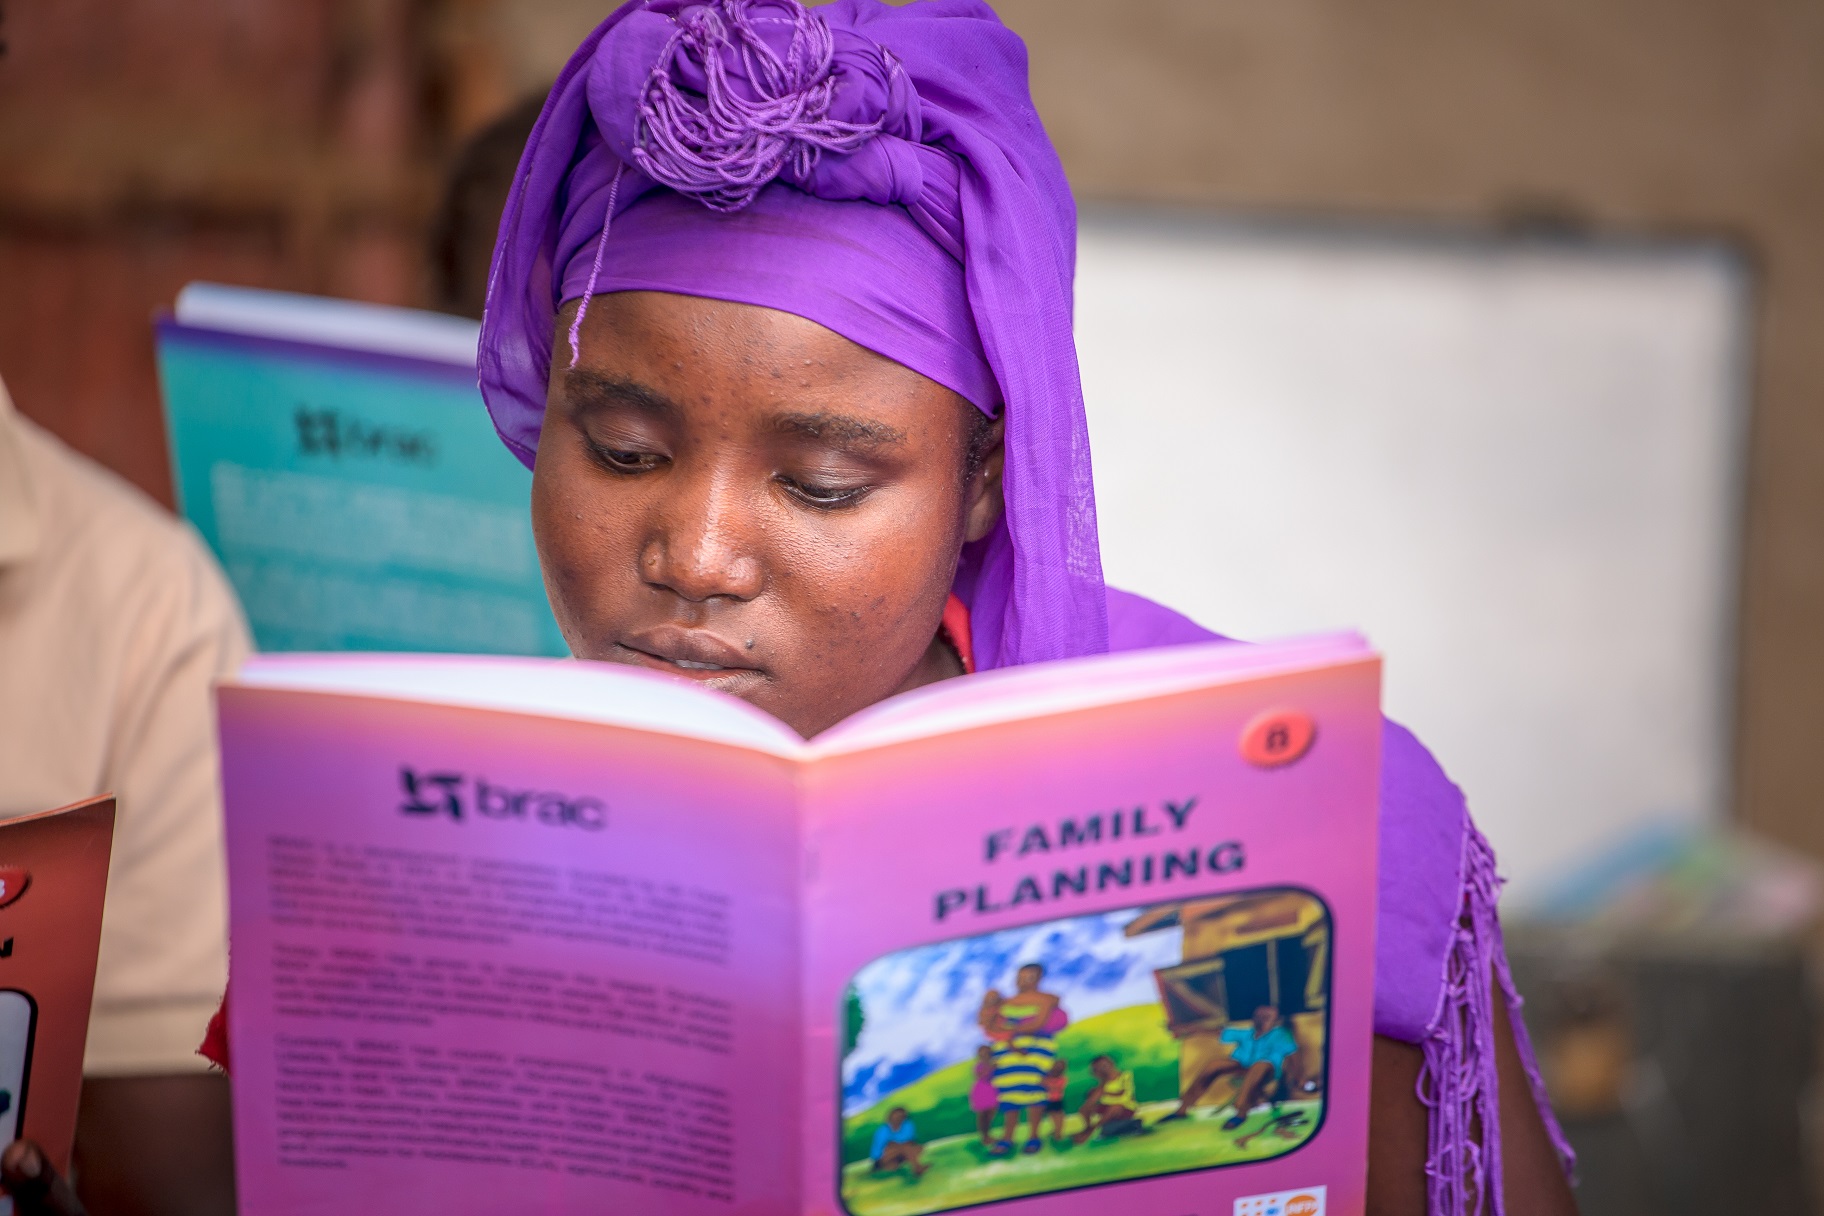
623 0 919 214
587 0 952 246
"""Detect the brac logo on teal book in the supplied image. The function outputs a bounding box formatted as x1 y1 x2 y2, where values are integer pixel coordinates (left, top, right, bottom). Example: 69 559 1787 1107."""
294 406 439 466
398 766 606 831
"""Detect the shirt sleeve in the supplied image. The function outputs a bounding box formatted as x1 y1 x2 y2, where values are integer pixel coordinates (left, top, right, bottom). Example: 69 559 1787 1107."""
83 526 251 1076
870 1126 891 1158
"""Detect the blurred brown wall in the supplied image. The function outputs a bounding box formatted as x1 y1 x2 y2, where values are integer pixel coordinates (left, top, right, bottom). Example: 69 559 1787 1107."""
2 0 1820 856
0 0 437 503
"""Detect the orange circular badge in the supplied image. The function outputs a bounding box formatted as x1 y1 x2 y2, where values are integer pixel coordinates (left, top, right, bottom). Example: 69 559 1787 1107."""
1285 1197 1321 1216
0 868 30 909
1239 708 1316 767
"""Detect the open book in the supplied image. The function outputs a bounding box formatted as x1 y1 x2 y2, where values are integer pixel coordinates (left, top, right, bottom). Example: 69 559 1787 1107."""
155 283 566 657
220 636 1380 1216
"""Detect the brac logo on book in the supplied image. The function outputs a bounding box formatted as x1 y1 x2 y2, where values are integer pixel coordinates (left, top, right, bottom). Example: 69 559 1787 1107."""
295 406 438 466
397 767 606 830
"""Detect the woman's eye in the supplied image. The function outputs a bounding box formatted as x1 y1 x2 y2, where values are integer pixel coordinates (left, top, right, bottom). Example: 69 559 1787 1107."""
778 475 870 508
587 440 665 474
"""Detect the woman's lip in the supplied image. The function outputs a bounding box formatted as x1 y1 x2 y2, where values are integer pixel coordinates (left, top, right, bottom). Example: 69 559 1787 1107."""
623 623 758 670
615 646 766 688
616 623 751 670
621 626 759 672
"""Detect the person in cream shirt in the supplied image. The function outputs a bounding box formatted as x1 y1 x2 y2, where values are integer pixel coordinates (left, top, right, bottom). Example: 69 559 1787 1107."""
0 377 244 1213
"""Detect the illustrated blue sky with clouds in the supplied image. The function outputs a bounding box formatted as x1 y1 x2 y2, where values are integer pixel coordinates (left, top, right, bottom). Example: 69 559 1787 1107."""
841 908 1184 1115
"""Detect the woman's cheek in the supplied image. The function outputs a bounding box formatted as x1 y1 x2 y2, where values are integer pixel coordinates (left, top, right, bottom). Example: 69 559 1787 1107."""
774 524 902 673
534 531 606 656
816 508 952 667
533 465 635 650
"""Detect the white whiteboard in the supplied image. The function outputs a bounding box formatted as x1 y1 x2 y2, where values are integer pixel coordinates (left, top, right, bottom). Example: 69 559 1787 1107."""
1075 213 1748 903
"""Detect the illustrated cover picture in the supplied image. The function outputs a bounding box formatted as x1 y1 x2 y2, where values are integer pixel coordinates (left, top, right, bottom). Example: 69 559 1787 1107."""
0 797 115 1177
154 282 567 657
218 635 1379 1216
838 891 1332 1216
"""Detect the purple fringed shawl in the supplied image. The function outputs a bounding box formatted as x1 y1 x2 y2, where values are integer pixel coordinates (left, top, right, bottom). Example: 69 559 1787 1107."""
477 2 1574 1209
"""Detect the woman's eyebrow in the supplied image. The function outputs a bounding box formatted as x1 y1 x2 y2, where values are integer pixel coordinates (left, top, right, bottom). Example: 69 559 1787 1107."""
769 411 907 449
563 369 677 420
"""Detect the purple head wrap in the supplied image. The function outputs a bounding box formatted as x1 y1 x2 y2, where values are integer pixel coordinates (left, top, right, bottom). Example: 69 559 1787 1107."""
479 0 1106 671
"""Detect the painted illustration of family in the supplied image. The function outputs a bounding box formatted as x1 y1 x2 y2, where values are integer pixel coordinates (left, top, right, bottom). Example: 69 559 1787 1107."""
869 960 1305 1179
844 894 1333 1214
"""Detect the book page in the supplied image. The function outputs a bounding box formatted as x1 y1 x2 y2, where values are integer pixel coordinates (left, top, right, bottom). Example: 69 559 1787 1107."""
220 686 805 1216
234 653 804 756
175 282 482 366
798 656 1380 1216
229 637 1363 764
809 634 1369 757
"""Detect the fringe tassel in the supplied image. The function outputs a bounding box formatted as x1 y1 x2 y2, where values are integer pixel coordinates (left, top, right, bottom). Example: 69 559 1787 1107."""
1419 826 1576 1215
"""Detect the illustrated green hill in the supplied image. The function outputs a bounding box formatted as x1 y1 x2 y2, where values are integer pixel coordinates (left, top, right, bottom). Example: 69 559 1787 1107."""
840 1098 1323 1216
840 1003 1181 1165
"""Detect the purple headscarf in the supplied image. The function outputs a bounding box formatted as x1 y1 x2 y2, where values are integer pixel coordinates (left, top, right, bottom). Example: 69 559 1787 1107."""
479 0 1104 672
477 2 1573 1210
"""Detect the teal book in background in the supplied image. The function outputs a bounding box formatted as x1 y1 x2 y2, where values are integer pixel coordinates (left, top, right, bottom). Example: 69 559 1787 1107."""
156 283 568 656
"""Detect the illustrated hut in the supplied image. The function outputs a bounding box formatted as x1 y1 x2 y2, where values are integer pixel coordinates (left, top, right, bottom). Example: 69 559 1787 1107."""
1124 889 1330 1106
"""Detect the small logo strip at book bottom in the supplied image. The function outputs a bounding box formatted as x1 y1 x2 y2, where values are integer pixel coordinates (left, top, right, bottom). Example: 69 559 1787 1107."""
1234 1185 1326 1216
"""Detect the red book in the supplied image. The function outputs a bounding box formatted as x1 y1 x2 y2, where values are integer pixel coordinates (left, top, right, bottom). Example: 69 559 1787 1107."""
0 796 114 1172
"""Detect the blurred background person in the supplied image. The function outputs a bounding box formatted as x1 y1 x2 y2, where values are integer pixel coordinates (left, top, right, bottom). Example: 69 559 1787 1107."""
427 95 545 321
0 376 245 1214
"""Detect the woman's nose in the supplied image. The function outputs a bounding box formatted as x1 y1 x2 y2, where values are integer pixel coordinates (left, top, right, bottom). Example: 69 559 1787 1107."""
639 472 765 603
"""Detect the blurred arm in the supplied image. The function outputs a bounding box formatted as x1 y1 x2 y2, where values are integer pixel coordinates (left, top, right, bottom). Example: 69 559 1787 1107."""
72 1075 235 1216
1 1075 234 1216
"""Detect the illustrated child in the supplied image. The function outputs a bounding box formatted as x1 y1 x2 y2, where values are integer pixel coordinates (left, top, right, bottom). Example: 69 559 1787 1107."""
868 1108 927 1179
58 4 1579 1214
1042 1058 1070 1141
1071 1055 1145 1143
970 1045 999 1144
977 990 1011 1042
1161 1005 1301 1131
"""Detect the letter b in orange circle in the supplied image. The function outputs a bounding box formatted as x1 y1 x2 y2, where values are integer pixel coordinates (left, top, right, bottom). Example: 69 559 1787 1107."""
1239 708 1316 767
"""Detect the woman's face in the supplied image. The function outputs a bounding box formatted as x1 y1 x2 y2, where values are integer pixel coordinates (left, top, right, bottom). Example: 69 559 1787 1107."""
533 291 1004 737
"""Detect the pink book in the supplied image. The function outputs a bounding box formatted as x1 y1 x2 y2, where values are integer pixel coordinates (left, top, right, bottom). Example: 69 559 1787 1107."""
219 634 1380 1216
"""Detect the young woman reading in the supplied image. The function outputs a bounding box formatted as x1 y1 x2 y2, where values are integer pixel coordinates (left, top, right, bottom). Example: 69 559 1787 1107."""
1 2 1578 1212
